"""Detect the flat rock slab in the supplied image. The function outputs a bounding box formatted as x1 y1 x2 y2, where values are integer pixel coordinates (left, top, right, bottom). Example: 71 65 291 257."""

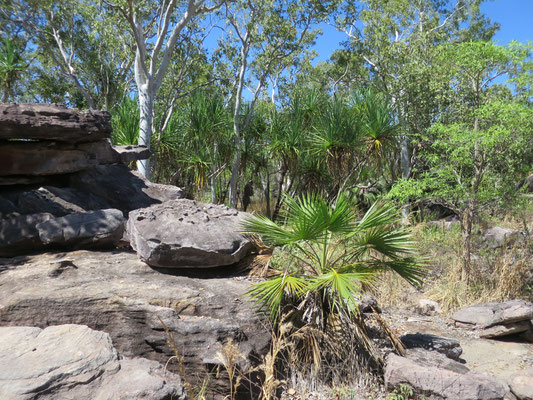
480 321 532 339
401 333 463 360
112 145 151 164
461 338 533 381
0 324 184 400
453 300 533 328
69 165 183 215
127 199 254 268
36 208 125 248
0 103 111 142
483 227 523 248
385 353 508 400
0 250 268 393
509 367 533 400
0 140 119 176
0 213 53 257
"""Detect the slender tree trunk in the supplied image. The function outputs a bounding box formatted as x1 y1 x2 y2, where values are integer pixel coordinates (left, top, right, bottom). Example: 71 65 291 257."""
459 202 475 283
137 85 154 179
400 135 410 221
263 169 271 218
210 142 217 204
272 165 287 222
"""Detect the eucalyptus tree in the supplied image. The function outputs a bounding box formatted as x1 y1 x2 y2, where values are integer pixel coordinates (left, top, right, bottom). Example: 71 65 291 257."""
219 0 337 207
331 0 499 216
4 0 133 109
102 0 225 179
390 41 533 282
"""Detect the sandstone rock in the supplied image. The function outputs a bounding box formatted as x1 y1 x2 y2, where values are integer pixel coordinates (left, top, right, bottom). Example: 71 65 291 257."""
15 186 110 217
453 300 533 329
0 213 53 256
415 299 441 316
480 321 532 339
0 196 18 217
112 145 151 164
36 209 125 249
0 176 49 186
0 324 184 400
385 353 508 400
0 250 268 393
519 327 533 343
127 199 254 268
401 333 463 361
0 103 111 142
509 367 533 400
0 140 119 176
405 347 469 374
356 293 381 313
483 227 523 248
69 165 183 214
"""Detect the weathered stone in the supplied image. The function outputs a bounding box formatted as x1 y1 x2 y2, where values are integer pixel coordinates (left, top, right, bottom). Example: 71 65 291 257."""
0 250 269 394
480 321 532 339
401 333 463 361
0 103 111 142
415 299 442 316
112 145 151 164
453 301 533 328
385 353 508 400
356 293 381 313
0 140 119 176
0 176 49 186
69 165 183 214
483 227 523 248
36 209 125 249
405 347 469 374
426 215 460 231
0 196 18 218
0 324 185 400
16 186 110 217
0 213 53 256
126 199 254 268
509 367 533 400
519 326 533 343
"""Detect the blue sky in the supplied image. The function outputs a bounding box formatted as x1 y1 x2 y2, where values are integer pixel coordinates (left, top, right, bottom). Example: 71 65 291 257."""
311 0 533 63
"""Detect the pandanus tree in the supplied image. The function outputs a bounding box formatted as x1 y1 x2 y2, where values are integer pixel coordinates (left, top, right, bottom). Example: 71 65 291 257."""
0 37 26 102
243 193 425 372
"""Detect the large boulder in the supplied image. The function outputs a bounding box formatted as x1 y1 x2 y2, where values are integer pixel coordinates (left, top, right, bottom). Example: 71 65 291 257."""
14 186 111 217
453 301 533 329
0 140 119 176
0 103 111 142
0 213 53 256
401 333 463 361
509 367 533 400
0 250 269 393
112 145 151 164
36 209 125 249
385 353 508 400
126 199 254 268
483 227 523 249
69 165 183 214
0 324 185 400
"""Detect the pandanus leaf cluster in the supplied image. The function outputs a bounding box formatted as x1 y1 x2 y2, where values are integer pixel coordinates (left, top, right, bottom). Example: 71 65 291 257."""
243 193 424 323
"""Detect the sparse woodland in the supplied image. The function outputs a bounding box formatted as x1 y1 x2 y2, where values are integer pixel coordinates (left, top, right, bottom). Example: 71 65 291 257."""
1 0 533 399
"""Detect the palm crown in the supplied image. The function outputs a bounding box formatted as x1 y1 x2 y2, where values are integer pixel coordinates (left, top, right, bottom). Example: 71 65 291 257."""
243 193 424 324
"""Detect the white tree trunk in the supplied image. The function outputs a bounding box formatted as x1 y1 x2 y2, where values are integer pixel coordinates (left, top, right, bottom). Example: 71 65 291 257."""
137 85 154 180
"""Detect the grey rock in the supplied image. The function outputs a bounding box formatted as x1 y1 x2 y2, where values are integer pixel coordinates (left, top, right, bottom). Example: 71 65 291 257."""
127 199 254 268
0 140 119 176
405 347 469 374
36 209 125 248
480 321 532 339
509 367 533 400
453 300 533 329
483 227 523 248
426 215 460 231
415 299 442 316
0 196 18 218
0 324 184 400
0 250 268 393
16 186 110 217
401 333 463 361
385 353 509 400
69 165 183 215
112 145 151 164
0 213 53 256
357 293 381 313
0 103 111 142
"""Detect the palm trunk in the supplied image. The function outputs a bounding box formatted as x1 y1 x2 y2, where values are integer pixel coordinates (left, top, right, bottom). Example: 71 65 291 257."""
272 165 287 222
